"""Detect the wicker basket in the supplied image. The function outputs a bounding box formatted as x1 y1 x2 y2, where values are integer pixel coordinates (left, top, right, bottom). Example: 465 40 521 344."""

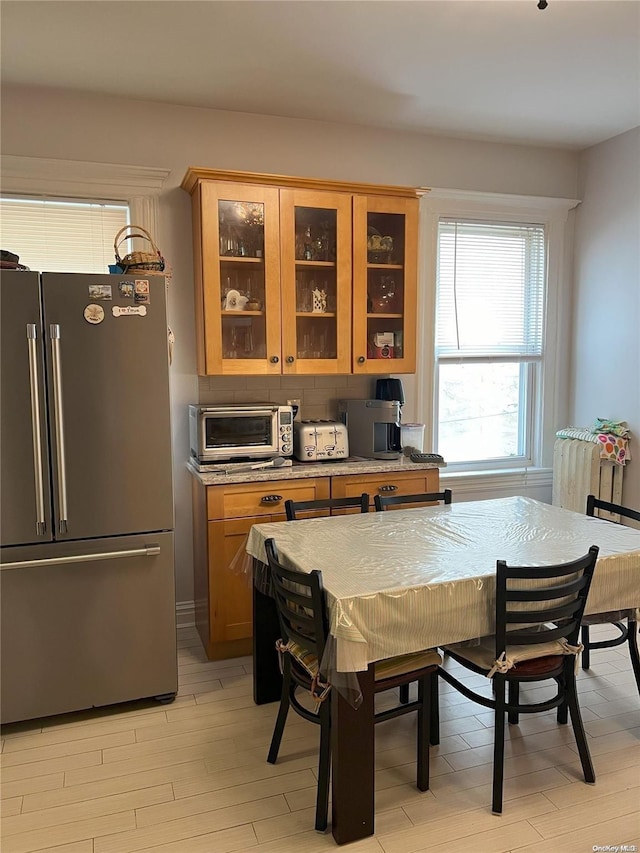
114 225 165 272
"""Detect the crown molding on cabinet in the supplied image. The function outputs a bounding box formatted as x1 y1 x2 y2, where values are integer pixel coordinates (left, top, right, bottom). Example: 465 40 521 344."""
182 167 428 199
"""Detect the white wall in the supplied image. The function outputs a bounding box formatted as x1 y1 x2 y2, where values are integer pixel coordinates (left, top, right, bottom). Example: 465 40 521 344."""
1 84 581 603
571 127 640 510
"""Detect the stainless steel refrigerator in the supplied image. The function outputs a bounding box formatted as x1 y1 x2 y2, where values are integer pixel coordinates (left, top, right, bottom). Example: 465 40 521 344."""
1 271 177 723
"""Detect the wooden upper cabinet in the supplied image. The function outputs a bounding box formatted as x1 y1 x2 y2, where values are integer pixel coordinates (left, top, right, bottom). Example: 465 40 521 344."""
352 195 419 374
280 188 352 375
183 168 421 376
193 181 282 375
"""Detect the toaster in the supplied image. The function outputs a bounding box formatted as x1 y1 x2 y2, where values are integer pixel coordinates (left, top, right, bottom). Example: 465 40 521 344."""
293 420 349 462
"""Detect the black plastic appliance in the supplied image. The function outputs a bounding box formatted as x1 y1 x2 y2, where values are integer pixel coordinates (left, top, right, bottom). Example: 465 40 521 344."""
375 378 404 453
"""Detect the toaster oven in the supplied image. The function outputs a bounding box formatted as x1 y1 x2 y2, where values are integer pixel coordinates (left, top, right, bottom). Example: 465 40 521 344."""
189 403 293 463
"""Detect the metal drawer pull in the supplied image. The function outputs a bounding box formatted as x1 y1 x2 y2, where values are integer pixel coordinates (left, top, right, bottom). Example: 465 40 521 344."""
378 484 398 493
1 545 161 571
260 494 283 504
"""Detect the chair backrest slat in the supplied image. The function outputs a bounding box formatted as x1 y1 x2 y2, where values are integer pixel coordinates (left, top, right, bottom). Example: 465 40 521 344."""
265 538 328 665
507 574 590 601
374 489 452 512
586 494 640 523
285 493 369 520
506 598 586 624
506 622 580 646
495 545 599 657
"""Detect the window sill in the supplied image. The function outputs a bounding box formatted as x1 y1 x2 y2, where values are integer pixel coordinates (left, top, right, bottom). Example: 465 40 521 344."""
439 466 553 502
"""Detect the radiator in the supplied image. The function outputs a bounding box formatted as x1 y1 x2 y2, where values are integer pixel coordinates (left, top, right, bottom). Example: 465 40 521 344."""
552 438 624 520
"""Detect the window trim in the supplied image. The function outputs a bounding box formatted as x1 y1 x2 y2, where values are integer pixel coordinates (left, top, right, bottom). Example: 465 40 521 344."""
0 155 169 239
416 188 580 472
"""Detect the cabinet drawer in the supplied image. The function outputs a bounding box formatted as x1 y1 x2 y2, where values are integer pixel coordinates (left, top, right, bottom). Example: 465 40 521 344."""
331 469 439 506
206 477 330 521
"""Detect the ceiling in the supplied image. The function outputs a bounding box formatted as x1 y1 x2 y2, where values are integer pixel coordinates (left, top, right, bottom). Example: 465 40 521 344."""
2 1 639 149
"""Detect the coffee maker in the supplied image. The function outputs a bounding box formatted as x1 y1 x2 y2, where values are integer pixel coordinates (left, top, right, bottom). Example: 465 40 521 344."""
339 398 402 460
375 378 405 453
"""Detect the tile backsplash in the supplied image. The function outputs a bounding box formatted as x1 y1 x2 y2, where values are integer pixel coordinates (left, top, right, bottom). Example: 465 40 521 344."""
198 375 387 420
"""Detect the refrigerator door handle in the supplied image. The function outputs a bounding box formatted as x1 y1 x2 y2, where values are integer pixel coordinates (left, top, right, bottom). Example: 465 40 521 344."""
26 324 47 535
50 324 69 533
1 545 162 571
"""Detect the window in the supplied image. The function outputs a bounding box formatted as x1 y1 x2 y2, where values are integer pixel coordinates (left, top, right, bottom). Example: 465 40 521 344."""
0 195 128 274
434 218 545 467
417 189 579 475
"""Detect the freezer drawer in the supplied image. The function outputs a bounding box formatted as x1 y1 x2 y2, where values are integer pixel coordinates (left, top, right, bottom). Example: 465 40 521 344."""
0 532 177 724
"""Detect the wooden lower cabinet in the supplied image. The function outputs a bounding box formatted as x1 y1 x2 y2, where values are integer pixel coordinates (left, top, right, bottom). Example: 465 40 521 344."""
193 476 330 660
206 516 265 659
193 468 439 659
331 468 440 508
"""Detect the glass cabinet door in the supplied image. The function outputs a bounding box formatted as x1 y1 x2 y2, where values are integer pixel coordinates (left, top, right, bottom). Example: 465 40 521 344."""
280 189 352 375
352 195 418 374
200 182 281 374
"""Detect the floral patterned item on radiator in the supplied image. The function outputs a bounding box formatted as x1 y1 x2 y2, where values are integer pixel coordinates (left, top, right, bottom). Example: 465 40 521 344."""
555 427 631 465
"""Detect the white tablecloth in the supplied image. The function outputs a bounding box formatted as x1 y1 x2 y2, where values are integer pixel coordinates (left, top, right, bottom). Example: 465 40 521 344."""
246 496 640 673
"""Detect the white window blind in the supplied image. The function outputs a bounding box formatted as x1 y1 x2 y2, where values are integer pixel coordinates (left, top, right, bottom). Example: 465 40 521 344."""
0 196 128 274
436 220 545 359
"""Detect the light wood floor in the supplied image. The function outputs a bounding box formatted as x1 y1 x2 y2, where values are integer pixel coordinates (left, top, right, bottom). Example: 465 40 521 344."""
2 623 639 853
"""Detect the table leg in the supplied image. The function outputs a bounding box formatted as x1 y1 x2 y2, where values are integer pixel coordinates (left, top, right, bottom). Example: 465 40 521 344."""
331 665 375 844
252 562 282 705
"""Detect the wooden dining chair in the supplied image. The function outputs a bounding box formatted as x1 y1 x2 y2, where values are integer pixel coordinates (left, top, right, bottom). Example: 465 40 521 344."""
285 493 369 520
264 537 441 832
374 488 452 512
582 494 640 694
437 545 599 814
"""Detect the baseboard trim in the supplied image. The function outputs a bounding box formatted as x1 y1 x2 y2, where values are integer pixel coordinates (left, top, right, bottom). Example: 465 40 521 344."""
176 600 196 627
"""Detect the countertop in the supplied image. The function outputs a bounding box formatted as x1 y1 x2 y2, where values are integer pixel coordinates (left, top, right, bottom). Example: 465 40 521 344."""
188 455 445 486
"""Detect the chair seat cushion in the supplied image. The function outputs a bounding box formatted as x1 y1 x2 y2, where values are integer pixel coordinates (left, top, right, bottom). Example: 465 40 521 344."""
443 633 580 677
374 649 442 681
285 641 441 682
287 641 321 677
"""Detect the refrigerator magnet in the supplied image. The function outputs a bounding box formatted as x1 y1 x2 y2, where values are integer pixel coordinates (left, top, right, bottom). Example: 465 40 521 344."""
134 279 150 294
112 305 147 317
84 304 105 325
118 281 134 298
88 284 112 300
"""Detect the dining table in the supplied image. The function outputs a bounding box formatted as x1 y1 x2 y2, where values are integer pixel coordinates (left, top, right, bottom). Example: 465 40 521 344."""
245 496 640 845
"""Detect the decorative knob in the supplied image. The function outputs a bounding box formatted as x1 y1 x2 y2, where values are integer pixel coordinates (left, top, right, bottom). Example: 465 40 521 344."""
286 356 295 363
260 494 283 503
358 356 366 364
270 356 279 364
379 484 398 493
